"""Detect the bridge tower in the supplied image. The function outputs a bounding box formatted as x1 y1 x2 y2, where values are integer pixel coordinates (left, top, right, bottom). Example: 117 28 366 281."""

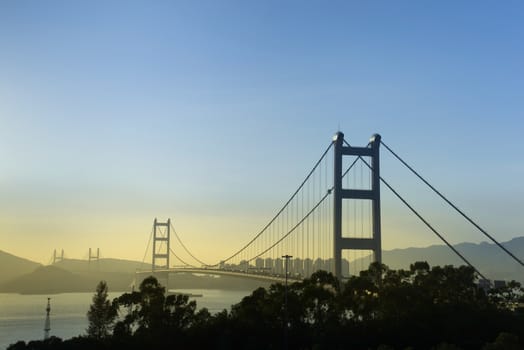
152 218 170 271
332 132 382 279
53 249 64 264
88 248 100 270
88 248 100 262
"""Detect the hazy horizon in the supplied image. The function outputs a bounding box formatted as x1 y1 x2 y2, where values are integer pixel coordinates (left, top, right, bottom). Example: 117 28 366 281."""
4 235 524 267
1 2 523 266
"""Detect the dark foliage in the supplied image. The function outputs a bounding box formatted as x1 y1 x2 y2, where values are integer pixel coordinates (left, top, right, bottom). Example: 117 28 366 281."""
8 263 524 350
86 280 116 339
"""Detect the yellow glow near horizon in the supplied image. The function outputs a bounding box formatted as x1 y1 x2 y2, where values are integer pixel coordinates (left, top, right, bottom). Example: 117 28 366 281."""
1 208 478 266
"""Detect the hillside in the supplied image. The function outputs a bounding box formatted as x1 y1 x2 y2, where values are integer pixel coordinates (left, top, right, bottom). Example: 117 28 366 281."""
0 252 147 293
54 258 150 274
354 236 524 283
0 250 41 284
0 265 93 294
0 265 134 294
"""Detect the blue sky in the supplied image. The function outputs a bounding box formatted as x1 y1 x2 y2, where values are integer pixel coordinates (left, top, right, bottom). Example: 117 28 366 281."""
1 1 523 264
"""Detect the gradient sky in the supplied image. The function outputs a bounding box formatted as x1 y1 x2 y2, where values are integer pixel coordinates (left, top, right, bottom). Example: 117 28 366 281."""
1 1 523 265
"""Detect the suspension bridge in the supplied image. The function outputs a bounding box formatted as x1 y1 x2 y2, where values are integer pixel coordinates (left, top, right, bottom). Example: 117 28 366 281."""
135 132 523 286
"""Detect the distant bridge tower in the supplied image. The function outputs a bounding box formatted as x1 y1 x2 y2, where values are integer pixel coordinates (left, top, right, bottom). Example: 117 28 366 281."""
44 297 51 340
332 132 382 279
53 249 64 264
88 248 100 270
89 248 100 262
152 218 171 271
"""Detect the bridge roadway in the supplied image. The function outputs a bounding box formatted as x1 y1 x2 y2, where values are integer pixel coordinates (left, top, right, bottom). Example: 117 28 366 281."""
135 267 301 284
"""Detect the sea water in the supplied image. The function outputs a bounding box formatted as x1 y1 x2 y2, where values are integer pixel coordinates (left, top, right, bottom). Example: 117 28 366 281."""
0 289 250 349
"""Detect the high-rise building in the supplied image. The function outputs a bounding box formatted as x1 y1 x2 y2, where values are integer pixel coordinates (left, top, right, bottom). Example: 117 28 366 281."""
255 258 264 270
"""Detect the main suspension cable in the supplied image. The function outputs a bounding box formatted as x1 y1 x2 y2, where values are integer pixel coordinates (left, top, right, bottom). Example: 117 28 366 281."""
247 190 332 263
244 154 362 264
381 140 523 267
139 224 154 271
162 141 357 269
168 246 197 268
170 221 210 267
358 156 488 280
213 142 334 266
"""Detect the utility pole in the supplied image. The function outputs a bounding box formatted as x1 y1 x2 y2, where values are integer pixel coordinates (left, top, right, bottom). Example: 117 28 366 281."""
282 254 293 350
44 298 51 340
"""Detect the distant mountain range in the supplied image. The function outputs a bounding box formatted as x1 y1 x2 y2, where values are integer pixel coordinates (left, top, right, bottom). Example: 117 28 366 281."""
1 265 105 294
1 237 523 294
0 250 41 284
0 254 147 294
53 257 149 274
354 236 524 283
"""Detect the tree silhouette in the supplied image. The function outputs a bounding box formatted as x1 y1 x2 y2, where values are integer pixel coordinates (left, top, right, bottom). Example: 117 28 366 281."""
8 264 524 350
86 280 116 339
482 332 522 350
111 275 200 346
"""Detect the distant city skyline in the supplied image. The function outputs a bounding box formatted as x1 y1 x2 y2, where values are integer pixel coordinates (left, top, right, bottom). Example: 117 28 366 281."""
1 1 523 265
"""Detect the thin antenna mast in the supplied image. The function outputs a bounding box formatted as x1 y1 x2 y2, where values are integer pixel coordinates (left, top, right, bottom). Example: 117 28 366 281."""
44 298 51 340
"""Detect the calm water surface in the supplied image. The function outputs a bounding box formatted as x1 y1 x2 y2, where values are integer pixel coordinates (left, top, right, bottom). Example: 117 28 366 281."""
0 289 250 349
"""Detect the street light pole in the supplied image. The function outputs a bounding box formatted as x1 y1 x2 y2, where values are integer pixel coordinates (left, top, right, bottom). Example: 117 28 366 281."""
282 254 293 350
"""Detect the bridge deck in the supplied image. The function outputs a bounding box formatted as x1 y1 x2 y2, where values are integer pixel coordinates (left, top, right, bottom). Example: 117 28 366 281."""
136 267 301 284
